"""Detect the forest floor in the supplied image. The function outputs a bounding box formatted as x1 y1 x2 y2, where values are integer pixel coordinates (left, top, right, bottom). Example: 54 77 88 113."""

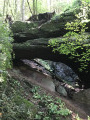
7 60 90 120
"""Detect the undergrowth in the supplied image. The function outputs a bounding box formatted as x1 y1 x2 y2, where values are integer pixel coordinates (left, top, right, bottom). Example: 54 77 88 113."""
49 2 90 72
32 86 71 120
0 75 90 120
0 77 36 120
0 77 71 120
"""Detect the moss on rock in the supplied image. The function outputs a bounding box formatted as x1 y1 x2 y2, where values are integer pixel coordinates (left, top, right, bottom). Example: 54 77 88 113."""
11 21 38 33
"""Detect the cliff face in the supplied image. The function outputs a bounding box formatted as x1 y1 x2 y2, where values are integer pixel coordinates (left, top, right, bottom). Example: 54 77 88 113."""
12 8 90 88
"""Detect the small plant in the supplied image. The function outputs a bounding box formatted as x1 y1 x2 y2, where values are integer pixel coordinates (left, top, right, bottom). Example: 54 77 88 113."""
33 92 41 99
31 86 40 93
49 3 90 72
32 87 71 120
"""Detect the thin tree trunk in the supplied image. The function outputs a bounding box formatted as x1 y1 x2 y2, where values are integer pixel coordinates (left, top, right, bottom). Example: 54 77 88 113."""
8 0 14 19
27 0 32 15
15 0 17 17
33 0 35 15
6 0 9 15
47 0 50 11
50 0 51 12
21 0 25 21
36 0 37 15
3 0 6 17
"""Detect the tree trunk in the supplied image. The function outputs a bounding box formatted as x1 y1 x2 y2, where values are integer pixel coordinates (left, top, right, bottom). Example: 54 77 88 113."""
21 0 25 21
50 0 51 12
3 0 6 17
15 0 17 14
36 0 37 15
33 0 35 15
27 0 32 15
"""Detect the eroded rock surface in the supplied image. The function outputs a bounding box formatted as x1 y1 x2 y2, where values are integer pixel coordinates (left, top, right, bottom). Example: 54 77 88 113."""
73 88 90 115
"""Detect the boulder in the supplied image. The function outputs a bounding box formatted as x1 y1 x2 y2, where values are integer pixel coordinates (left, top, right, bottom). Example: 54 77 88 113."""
34 59 78 87
52 62 79 86
56 84 67 97
41 78 55 92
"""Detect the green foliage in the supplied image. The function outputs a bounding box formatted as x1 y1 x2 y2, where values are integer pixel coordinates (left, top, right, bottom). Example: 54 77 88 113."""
1 0 81 21
82 0 90 3
0 17 14 81
0 78 37 120
32 86 71 120
35 0 48 14
52 1 71 14
72 0 82 8
49 6 90 71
